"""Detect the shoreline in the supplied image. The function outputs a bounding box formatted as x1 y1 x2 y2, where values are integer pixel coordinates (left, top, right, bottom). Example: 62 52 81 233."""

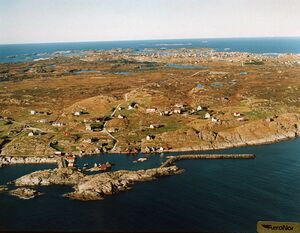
0 133 298 168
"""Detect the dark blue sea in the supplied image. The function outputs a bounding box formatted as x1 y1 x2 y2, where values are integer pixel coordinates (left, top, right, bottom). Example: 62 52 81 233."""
0 37 300 63
0 138 300 232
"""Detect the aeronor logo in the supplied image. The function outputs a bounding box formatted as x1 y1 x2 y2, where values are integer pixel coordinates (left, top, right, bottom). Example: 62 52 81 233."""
257 221 300 233
262 224 293 231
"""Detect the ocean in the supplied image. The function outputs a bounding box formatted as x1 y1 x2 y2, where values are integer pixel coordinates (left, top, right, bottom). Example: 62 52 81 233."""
0 37 300 232
0 138 300 232
0 37 300 63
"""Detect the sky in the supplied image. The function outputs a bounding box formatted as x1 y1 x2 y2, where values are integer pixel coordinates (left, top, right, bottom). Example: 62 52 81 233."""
0 0 300 44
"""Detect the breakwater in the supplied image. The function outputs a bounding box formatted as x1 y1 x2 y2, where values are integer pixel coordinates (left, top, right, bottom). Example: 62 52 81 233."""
160 154 255 168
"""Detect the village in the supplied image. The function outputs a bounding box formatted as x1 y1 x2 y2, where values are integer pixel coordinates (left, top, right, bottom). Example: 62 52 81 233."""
0 48 299 165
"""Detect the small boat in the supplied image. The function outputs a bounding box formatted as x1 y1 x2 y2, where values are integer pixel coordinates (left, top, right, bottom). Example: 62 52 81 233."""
105 162 112 168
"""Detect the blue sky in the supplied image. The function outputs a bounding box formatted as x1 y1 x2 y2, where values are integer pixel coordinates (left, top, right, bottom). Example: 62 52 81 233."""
0 0 299 44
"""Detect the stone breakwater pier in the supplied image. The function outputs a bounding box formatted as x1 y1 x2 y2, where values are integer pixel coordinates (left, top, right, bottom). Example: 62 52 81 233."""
160 154 255 168
0 154 255 168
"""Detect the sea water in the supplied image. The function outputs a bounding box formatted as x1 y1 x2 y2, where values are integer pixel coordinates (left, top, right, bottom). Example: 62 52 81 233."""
1 37 300 63
0 138 299 232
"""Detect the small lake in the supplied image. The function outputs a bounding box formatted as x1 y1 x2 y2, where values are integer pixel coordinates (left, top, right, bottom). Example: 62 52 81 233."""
72 69 103 74
196 83 205 89
72 70 131 75
0 138 300 232
210 83 224 87
166 64 209 69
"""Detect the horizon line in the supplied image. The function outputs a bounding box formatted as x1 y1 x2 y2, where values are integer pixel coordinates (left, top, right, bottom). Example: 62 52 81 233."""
1 35 300 46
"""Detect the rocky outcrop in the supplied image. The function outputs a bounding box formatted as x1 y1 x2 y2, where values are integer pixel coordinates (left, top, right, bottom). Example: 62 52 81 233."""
9 188 42 199
13 166 183 201
0 156 58 168
66 166 183 201
155 113 300 152
0 185 8 192
14 168 85 186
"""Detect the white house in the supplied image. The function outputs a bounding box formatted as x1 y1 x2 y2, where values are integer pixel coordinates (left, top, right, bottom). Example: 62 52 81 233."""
52 122 65 127
146 108 157 113
173 108 181 114
85 124 92 131
197 105 203 111
211 117 218 123
146 135 154 141
150 124 161 129
30 110 36 115
37 119 48 123
28 132 34 137
204 112 211 119
74 111 81 116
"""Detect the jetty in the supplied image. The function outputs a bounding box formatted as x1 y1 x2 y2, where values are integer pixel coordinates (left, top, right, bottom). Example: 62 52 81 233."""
160 154 255 168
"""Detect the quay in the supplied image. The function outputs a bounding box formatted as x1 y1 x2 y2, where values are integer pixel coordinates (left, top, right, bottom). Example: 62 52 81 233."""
160 154 255 168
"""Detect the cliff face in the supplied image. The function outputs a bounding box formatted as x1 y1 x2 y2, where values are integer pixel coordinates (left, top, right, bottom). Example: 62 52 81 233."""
13 166 183 201
156 113 300 152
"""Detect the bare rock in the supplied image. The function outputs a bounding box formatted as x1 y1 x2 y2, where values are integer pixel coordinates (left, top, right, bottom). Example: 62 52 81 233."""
0 185 8 192
9 188 42 200
14 168 86 186
66 166 183 201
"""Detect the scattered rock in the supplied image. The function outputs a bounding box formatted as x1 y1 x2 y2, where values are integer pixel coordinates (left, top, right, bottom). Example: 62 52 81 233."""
0 185 8 192
9 188 42 200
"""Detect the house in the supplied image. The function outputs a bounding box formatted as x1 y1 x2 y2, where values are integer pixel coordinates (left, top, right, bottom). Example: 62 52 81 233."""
146 108 157 113
149 124 161 129
28 132 34 137
85 124 92 131
73 111 81 116
237 117 245 121
107 127 118 133
52 122 65 127
94 148 101 154
233 112 241 117
117 114 125 119
128 103 138 110
37 119 48 123
146 135 154 140
173 107 181 114
204 112 211 119
65 156 76 168
197 105 203 111
54 151 64 156
144 146 151 153
82 138 92 144
211 117 218 123
30 110 36 115
174 103 185 108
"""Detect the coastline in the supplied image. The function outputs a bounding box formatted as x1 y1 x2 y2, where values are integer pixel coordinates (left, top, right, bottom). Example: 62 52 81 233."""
0 132 298 168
